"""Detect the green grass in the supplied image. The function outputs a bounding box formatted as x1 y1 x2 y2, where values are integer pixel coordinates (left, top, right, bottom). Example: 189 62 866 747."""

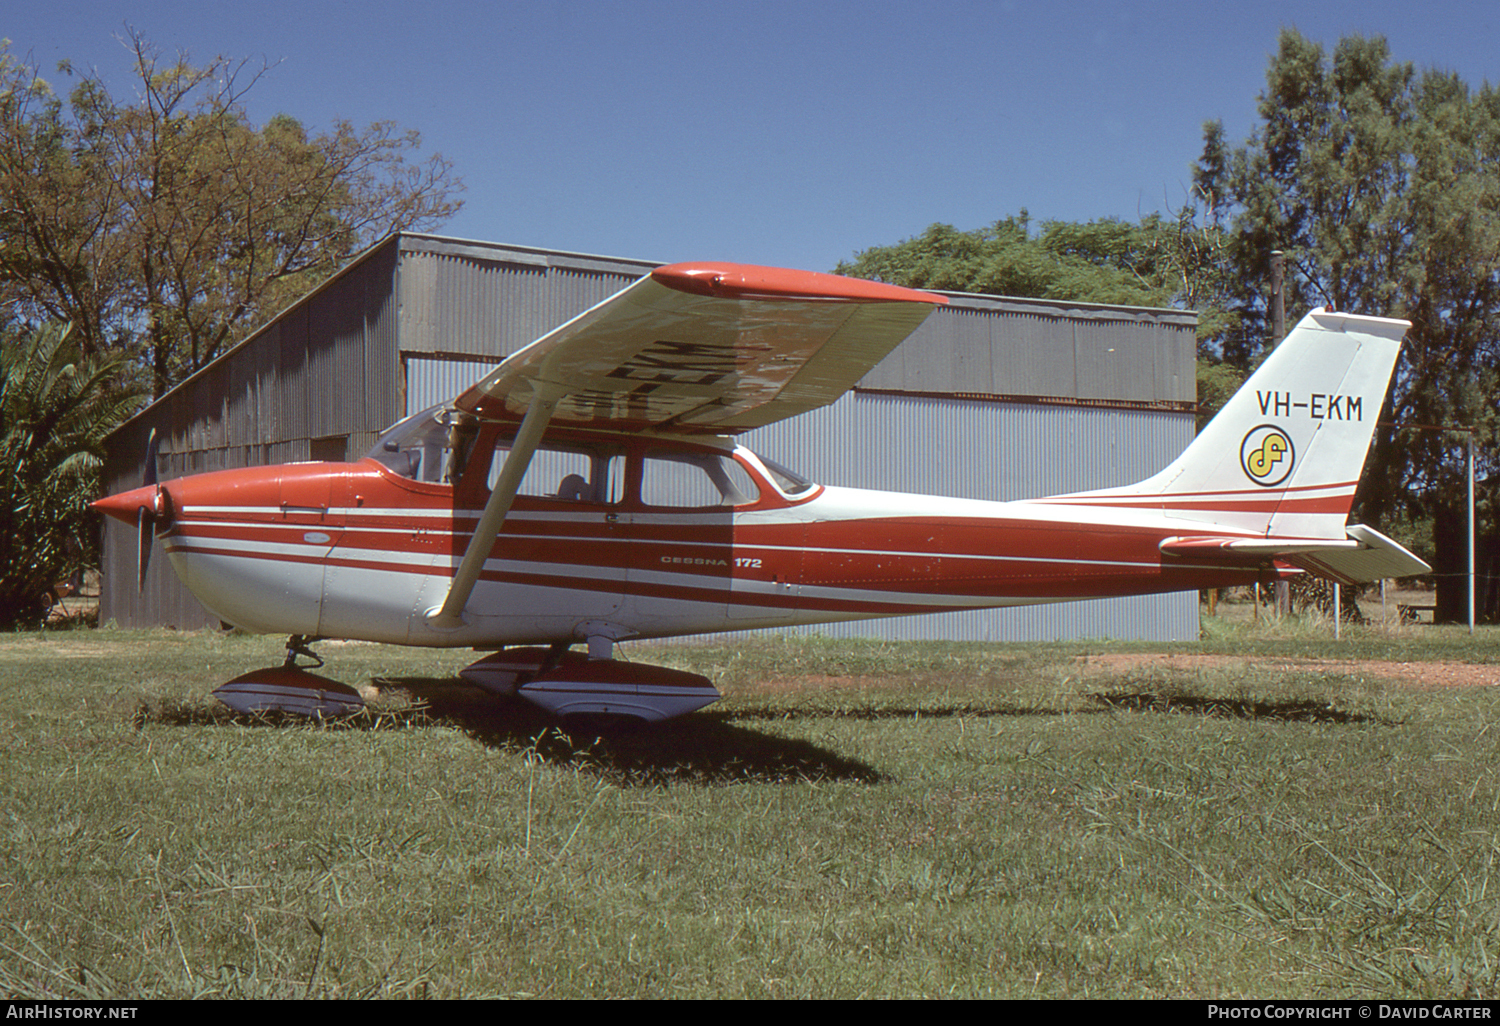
1 622 1498 997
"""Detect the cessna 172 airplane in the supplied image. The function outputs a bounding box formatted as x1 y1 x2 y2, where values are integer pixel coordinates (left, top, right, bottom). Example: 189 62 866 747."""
93 262 1428 722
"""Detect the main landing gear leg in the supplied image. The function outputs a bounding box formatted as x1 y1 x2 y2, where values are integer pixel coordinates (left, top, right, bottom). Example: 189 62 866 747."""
284 634 325 669
210 634 363 717
540 639 574 674
459 642 586 696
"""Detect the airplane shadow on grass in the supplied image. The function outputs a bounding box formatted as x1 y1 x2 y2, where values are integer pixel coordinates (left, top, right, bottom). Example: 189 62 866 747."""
138 675 891 786
376 675 896 786
136 676 1381 787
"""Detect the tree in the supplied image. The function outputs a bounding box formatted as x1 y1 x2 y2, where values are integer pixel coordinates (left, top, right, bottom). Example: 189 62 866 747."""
1196 29 1500 620
837 210 1234 340
0 322 142 625
842 214 1153 307
0 31 464 396
836 210 1241 421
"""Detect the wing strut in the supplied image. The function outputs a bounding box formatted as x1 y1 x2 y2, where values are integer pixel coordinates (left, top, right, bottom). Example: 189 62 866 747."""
426 383 566 631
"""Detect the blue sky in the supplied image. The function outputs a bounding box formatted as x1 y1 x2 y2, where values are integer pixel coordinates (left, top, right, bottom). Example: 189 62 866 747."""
9 1 1500 273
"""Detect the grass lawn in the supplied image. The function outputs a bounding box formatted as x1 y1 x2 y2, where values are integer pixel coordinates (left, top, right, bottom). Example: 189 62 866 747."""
1 616 1497 998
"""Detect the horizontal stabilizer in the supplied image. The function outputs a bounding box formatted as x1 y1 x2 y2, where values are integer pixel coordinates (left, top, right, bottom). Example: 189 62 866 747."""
1161 524 1429 584
1288 525 1431 584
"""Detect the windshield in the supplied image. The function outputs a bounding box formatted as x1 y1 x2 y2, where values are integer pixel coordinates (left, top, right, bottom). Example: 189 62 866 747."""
366 405 477 484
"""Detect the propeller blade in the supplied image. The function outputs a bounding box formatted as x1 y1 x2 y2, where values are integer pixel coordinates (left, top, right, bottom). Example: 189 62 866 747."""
138 429 163 590
143 428 159 487
136 505 152 592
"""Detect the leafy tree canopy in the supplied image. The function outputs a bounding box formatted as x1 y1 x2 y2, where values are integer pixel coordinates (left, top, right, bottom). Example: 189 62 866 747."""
0 322 141 625
835 211 1235 344
0 30 464 397
836 211 1241 427
1197 28 1500 619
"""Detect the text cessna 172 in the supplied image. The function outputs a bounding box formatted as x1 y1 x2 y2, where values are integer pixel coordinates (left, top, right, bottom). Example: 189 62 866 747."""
94 262 1428 722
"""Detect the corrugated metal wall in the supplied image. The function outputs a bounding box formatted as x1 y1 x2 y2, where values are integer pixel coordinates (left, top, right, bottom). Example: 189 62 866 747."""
397 237 653 362
100 233 1199 642
403 356 502 415
99 241 403 628
860 296 1195 405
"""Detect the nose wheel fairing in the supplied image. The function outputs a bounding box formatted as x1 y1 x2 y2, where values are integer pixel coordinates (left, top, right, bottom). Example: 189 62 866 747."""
212 665 365 718
211 636 360 717
211 630 366 717
212 636 364 718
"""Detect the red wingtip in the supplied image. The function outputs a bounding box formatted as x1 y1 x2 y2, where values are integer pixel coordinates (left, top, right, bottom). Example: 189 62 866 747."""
652 262 947 305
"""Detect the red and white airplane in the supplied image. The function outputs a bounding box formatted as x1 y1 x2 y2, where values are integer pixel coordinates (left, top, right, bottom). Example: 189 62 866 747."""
94 263 1428 721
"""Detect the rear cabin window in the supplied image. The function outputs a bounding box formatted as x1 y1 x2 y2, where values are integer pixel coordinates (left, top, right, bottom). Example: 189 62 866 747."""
641 451 760 508
753 452 815 496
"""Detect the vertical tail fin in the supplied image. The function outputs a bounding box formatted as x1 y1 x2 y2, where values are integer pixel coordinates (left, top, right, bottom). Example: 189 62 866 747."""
1047 308 1408 539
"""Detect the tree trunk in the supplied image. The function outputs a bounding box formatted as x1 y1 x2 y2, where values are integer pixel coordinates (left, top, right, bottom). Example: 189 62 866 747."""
1479 524 1499 625
1432 503 1468 624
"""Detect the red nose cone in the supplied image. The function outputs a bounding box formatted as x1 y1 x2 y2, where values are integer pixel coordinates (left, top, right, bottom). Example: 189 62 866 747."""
91 485 161 524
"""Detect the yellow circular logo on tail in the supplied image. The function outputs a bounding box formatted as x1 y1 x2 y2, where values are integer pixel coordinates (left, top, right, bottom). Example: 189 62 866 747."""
1240 425 1294 486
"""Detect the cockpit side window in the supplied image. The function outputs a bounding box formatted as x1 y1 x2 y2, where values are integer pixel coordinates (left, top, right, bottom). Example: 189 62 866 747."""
488 438 622 503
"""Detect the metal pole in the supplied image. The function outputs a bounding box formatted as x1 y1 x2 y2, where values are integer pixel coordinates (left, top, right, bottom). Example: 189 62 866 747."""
1470 432 1476 635
1270 251 1286 337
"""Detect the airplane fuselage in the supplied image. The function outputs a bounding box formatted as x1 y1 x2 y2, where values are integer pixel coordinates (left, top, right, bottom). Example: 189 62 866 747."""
138 444 1263 649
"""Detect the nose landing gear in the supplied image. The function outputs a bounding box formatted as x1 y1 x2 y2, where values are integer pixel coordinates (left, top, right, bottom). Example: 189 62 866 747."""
211 635 365 717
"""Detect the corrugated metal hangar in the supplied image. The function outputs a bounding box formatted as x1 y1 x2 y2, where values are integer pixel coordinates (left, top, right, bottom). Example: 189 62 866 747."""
100 232 1200 640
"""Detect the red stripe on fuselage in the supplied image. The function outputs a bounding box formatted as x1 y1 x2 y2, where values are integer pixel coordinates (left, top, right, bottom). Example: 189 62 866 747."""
164 501 1266 615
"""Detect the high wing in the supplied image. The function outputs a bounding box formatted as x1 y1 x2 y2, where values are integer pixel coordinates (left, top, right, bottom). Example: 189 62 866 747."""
428 262 945 630
452 262 946 434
